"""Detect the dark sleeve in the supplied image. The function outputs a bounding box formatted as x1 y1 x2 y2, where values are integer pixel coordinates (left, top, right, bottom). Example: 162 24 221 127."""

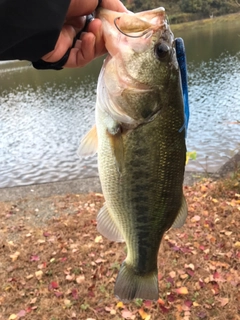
0 0 71 61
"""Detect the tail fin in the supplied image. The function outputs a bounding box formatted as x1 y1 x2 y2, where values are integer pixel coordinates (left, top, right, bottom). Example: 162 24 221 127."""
114 261 158 302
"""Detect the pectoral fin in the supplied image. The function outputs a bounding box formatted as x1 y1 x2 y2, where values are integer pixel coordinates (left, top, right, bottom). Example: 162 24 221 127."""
171 195 188 228
77 125 98 158
97 203 124 242
108 129 124 174
103 115 124 174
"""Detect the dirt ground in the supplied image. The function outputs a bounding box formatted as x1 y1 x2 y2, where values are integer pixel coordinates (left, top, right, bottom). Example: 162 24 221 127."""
0 176 239 320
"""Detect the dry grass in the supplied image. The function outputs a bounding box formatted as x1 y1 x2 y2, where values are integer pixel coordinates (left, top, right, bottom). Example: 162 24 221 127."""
0 177 239 320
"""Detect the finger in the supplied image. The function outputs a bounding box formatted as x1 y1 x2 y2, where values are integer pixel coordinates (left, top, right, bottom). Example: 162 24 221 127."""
64 33 96 68
64 27 107 69
101 0 128 12
86 19 106 56
42 25 77 62
65 15 86 29
67 0 98 18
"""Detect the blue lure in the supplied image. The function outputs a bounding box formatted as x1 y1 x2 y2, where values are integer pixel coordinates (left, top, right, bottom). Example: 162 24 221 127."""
175 37 189 136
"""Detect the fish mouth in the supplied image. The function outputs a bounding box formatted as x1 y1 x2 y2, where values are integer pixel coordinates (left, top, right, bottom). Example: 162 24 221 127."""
113 16 155 39
96 7 167 41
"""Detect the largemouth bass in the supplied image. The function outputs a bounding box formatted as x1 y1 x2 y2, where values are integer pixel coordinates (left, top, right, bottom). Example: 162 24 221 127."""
78 7 189 301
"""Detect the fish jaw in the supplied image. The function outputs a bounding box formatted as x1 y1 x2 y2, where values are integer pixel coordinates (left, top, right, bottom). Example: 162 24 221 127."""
96 7 166 57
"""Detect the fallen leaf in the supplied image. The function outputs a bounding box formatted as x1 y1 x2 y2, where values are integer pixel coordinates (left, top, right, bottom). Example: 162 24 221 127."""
35 270 43 280
191 215 201 222
105 306 112 312
159 305 170 314
64 299 71 307
54 291 63 298
175 287 189 295
184 263 195 271
175 304 183 312
167 293 176 303
117 302 124 309
110 309 117 315
7 241 16 247
43 231 51 237
198 311 207 319
169 271 176 278
217 297 229 307
138 307 150 319
30 298 37 304
17 310 26 318
66 274 75 281
184 300 193 309
76 275 85 283
94 236 103 243
144 300 152 308
71 288 79 300
121 309 135 319
48 281 59 290
8 314 17 320
9 251 20 262
30 255 40 262
157 298 165 305
234 241 240 248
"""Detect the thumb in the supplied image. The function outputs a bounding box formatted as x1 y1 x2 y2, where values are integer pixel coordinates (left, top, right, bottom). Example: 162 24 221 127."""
66 0 98 17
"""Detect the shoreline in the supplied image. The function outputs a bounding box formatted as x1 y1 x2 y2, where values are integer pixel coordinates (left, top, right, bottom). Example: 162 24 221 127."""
0 171 219 202
0 150 239 202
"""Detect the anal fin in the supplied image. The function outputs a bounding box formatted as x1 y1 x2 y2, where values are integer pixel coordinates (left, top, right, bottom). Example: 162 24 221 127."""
97 203 124 243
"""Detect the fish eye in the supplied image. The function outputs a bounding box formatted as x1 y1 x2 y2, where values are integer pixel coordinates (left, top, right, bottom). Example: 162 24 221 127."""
154 43 170 60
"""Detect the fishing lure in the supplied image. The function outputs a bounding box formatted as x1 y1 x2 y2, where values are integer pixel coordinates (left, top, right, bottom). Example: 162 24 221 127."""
175 37 190 135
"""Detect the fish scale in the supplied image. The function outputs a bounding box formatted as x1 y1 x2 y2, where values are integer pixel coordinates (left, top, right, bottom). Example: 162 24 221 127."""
78 6 189 301
97 97 186 270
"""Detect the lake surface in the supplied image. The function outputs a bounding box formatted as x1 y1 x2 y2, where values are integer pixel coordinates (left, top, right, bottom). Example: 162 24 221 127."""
0 17 240 188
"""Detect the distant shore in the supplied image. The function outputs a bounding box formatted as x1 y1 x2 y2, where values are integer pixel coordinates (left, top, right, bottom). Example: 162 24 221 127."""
171 11 240 31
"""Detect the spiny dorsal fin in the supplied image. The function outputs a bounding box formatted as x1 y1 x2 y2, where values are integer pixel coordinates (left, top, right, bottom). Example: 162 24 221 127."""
77 125 98 158
171 195 188 229
97 203 124 243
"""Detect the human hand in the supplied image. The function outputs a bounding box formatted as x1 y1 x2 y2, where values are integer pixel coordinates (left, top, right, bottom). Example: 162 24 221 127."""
41 0 128 68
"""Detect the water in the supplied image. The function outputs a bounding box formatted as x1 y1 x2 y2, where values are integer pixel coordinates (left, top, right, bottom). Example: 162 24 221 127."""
173 20 240 172
0 18 240 188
